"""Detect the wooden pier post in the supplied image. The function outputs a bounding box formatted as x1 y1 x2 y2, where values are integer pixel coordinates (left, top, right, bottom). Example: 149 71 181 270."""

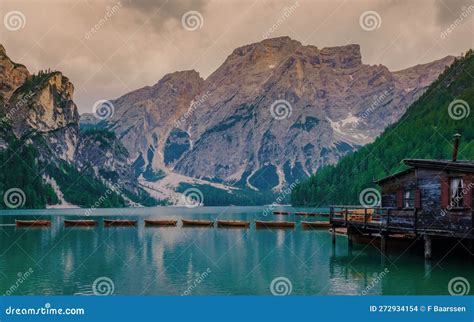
424 258 432 278
330 207 336 245
424 235 432 259
380 232 388 253
347 226 353 248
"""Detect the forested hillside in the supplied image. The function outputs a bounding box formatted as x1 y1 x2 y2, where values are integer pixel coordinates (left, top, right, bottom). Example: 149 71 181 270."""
291 50 474 206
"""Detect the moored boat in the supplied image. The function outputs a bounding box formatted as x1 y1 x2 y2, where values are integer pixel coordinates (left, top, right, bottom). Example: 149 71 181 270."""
295 212 319 216
104 219 137 227
64 220 97 227
144 219 178 226
181 219 214 227
217 220 250 228
255 220 295 229
15 220 51 227
301 221 331 229
273 211 291 215
295 212 309 216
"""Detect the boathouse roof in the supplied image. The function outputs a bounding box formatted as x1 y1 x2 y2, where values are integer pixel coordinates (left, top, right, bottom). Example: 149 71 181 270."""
375 159 474 184
403 159 474 172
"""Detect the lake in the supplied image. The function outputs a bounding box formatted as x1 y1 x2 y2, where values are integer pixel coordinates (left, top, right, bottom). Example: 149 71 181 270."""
0 206 472 295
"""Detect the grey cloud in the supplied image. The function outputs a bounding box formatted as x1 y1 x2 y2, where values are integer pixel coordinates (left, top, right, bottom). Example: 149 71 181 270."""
1 0 470 115
435 0 472 25
122 0 208 31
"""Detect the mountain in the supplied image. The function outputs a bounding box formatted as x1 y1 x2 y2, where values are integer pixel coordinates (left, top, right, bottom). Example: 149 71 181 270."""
82 37 455 196
98 70 204 177
0 44 156 209
0 44 29 102
291 50 474 207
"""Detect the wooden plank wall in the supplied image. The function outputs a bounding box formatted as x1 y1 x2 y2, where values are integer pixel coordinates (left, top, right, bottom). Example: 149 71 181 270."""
379 168 473 235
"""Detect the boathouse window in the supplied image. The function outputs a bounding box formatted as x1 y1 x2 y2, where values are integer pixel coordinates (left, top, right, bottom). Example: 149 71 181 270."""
404 190 415 208
449 177 464 208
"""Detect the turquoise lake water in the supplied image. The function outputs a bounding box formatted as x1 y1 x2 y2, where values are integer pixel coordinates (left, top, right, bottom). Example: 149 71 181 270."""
0 206 472 295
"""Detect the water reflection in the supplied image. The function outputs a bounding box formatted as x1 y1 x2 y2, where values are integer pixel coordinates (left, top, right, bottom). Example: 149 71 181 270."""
0 206 472 295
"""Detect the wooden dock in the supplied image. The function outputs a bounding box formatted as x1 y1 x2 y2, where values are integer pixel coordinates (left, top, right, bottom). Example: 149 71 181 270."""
329 205 473 258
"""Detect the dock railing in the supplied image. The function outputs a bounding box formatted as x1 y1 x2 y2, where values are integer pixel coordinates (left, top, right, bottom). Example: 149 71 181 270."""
329 205 393 229
330 206 420 232
330 205 473 238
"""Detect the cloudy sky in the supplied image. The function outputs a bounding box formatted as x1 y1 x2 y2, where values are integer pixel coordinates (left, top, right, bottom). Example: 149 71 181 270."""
1 0 473 114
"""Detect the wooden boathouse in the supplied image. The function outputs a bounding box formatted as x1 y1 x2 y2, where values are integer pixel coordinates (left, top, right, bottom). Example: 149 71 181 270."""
330 134 473 258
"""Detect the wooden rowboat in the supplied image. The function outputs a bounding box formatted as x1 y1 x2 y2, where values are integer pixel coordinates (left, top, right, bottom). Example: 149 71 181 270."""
295 212 319 216
181 219 214 227
144 219 178 227
217 220 250 228
273 211 291 215
104 219 137 227
295 212 309 216
301 221 331 229
255 220 295 229
15 220 51 227
64 220 97 227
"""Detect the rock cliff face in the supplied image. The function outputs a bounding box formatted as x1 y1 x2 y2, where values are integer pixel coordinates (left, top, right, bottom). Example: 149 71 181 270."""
0 44 149 207
104 70 204 176
86 37 454 191
6 71 80 161
11 72 79 136
0 44 29 102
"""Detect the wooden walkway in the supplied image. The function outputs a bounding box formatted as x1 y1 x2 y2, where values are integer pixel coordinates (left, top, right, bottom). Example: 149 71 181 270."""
329 205 474 259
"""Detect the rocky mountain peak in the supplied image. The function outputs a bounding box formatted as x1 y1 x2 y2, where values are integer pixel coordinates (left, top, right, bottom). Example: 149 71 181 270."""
230 36 301 57
150 70 204 102
0 43 154 207
89 68 206 173
80 38 455 195
157 69 202 84
171 39 453 190
0 44 29 101
318 43 362 69
224 37 362 73
10 70 79 138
